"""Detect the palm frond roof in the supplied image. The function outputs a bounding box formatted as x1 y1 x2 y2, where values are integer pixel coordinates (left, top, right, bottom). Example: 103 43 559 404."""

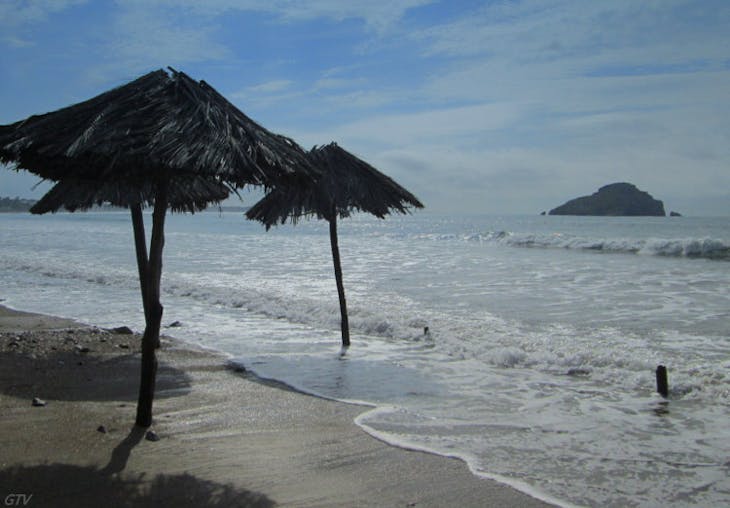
246 142 423 227
0 68 316 212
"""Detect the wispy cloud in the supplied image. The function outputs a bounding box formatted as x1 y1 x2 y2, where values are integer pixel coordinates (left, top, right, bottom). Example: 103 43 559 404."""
327 102 527 147
416 0 729 61
3 35 35 48
243 80 294 93
143 0 433 32
0 0 87 27
98 2 231 75
0 0 87 47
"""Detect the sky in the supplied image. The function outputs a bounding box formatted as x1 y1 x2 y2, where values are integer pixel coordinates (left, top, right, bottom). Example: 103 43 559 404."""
1 0 729 216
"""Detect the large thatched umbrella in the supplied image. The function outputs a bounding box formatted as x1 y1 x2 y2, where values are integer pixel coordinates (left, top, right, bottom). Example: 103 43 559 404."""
0 68 316 427
246 142 423 347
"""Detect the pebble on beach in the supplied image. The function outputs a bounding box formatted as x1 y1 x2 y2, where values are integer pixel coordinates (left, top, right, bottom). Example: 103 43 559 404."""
32 397 46 407
109 326 134 335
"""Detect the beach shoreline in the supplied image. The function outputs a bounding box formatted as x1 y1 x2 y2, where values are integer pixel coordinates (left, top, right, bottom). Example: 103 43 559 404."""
0 304 557 507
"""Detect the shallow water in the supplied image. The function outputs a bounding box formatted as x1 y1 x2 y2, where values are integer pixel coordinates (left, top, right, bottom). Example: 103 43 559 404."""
1 211 729 507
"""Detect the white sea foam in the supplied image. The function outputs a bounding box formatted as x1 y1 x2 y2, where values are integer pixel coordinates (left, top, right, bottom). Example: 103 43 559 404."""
413 229 730 260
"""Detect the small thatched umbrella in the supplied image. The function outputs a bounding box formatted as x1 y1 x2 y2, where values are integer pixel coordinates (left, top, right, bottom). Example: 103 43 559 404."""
0 68 316 427
246 142 423 347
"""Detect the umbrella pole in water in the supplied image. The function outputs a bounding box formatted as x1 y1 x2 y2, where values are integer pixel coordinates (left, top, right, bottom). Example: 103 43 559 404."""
329 212 350 347
134 182 168 428
246 142 424 348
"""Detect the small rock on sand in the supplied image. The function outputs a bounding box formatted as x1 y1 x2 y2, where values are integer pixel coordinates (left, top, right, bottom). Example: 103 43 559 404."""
32 397 46 407
109 326 134 335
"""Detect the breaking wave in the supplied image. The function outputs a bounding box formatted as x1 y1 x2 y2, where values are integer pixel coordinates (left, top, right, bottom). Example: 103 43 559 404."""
0 253 429 343
415 231 730 261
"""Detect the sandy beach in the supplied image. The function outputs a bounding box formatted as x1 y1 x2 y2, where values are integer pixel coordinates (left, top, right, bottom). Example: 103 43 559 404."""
0 304 555 507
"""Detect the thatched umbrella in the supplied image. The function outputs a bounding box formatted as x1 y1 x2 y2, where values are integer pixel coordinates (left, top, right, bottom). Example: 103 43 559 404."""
0 68 316 427
246 142 423 347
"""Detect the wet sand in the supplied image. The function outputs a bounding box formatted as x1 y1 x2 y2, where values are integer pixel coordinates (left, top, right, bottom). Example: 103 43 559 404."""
0 305 555 507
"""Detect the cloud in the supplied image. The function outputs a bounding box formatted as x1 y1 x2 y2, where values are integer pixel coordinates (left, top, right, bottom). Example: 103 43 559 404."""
319 102 527 147
267 0 433 33
243 80 294 94
3 35 34 48
415 0 730 62
369 146 566 214
0 0 87 47
142 0 433 32
0 0 87 27
98 2 231 75
410 0 730 116
84 0 430 89
313 77 364 91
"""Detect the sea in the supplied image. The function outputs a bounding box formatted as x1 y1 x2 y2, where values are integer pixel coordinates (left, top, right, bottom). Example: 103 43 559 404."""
1 210 728 507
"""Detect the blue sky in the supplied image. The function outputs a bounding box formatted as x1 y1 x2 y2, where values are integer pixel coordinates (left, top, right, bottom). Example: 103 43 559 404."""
1 0 729 215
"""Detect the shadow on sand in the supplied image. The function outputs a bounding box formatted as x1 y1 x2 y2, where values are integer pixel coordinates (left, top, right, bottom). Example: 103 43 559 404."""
0 461 274 508
0 351 191 402
0 426 274 506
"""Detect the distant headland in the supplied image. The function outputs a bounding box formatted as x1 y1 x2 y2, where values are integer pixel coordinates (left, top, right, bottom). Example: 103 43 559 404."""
547 183 668 217
0 197 36 212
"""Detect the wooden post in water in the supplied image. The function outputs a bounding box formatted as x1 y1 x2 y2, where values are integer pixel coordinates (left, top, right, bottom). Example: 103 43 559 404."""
329 211 350 347
656 365 669 398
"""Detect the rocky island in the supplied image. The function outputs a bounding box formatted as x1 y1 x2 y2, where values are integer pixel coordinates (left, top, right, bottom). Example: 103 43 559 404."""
549 182 666 216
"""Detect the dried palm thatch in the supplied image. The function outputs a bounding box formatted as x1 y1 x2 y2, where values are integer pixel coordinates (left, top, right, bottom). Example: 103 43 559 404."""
246 142 423 226
0 68 315 427
30 176 231 214
0 68 313 193
247 142 423 346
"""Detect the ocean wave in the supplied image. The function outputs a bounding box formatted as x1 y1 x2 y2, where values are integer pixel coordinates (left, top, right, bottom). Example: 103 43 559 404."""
639 238 730 260
0 253 432 343
417 231 730 261
3 249 728 403
0 255 135 288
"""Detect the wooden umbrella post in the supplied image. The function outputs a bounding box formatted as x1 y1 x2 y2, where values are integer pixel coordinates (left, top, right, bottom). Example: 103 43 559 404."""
329 212 350 347
135 182 168 428
130 204 150 328
245 143 424 350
